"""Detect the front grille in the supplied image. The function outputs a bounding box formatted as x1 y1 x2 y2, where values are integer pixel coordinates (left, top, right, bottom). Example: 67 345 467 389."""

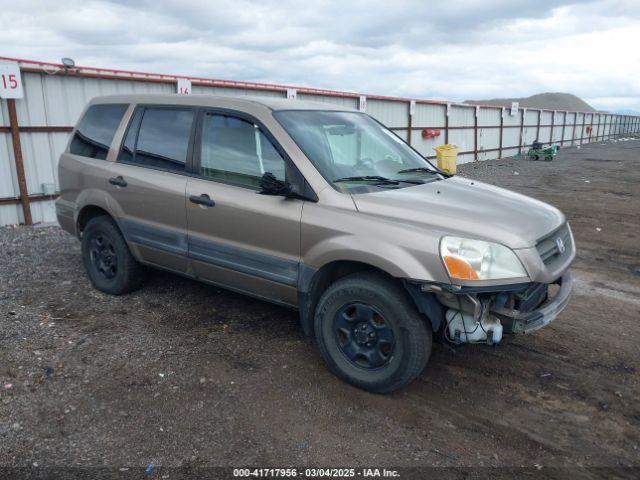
536 223 572 266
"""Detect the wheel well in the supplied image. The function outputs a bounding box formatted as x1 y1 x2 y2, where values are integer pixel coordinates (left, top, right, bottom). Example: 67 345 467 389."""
76 205 111 236
315 260 389 288
298 261 398 336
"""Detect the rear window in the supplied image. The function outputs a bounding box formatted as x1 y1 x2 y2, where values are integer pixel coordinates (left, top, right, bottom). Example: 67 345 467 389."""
69 104 127 159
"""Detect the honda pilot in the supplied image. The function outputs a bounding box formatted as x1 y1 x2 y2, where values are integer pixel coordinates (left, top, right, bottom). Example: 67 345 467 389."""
56 95 575 393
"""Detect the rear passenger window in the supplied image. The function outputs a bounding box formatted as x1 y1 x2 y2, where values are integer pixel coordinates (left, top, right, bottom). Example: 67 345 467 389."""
200 113 286 188
118 107 194 173
69 104 127 159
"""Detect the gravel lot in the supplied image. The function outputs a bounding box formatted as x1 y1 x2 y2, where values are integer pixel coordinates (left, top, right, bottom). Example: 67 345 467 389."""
1 138 639 477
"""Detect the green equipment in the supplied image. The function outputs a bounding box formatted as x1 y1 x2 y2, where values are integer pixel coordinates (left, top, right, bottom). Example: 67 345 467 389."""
525 141 559 161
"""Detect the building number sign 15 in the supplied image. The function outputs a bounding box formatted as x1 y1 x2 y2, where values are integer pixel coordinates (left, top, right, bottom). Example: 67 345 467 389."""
0 62 24 99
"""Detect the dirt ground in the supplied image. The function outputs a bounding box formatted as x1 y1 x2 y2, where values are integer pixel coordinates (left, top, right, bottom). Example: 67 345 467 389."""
1 138 639 477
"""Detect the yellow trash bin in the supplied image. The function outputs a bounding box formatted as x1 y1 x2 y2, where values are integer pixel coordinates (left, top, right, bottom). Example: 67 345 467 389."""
434 144 459 174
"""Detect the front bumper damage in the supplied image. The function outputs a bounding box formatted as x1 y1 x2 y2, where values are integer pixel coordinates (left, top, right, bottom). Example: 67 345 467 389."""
493 271 572 335
410 271 573 345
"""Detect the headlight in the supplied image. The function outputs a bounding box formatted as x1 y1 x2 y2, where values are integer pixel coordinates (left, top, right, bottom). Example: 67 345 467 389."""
440 236 527 281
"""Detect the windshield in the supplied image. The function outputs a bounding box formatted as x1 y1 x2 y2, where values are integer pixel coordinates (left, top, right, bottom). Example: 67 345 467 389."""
274 110 440 191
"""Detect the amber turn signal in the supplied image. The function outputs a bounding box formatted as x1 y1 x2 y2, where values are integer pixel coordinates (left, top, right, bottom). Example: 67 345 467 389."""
443 255 479 280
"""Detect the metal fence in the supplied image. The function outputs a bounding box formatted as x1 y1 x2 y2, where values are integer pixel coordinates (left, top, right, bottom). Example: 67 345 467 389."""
1 56 639 226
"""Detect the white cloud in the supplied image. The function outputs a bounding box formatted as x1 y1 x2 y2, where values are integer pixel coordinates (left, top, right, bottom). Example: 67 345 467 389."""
0 0 638 111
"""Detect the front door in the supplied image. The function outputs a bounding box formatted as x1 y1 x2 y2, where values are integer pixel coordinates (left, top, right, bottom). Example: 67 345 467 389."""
107 106 196 274
186 111 303 306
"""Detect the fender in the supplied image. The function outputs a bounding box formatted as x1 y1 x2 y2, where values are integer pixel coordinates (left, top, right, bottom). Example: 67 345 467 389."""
303 234 444 282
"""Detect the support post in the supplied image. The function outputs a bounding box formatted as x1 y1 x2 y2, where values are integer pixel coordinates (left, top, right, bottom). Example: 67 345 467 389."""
518 109 525 155
549 110 555 145
536 110 541 143
444 104 449 145
560 111 566 146
7 98 32 225
407 100 413 146
498 108 504 159
572 112 577 145
473 106 478 161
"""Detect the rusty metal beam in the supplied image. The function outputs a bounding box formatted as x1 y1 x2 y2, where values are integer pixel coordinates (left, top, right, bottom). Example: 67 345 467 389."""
0 193 58 206
7 98 32 225
0 125 73 133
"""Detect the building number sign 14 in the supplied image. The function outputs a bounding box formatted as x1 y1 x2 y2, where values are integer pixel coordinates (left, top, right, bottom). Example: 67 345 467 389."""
0 62 24 99
177 78 191 95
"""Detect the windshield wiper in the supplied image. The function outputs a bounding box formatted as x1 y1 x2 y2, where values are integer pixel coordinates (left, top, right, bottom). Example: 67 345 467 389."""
398 166 453 178
396 167 439 174
333 175 399 185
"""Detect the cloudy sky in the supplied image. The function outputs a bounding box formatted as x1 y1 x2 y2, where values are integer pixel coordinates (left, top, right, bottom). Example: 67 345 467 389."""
0 0 638 111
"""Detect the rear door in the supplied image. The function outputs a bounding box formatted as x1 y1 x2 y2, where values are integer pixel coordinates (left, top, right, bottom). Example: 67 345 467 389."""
186 110 303 306
57 103 128 233
107 105 196 274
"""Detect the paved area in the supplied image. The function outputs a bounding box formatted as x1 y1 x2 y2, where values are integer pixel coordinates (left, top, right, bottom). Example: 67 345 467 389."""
1 138 639 476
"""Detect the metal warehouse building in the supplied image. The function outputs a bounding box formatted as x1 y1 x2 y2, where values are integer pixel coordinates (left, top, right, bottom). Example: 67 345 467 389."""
1 56 638 227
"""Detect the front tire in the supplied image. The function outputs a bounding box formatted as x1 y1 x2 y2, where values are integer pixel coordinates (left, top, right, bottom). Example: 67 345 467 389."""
81 215 145 295
314 273 432 393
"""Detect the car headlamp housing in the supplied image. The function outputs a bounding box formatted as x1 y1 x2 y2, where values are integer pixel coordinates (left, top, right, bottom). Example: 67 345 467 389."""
440 236 528 282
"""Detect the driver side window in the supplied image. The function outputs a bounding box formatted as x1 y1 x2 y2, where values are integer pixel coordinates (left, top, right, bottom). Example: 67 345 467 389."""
199 113 286 189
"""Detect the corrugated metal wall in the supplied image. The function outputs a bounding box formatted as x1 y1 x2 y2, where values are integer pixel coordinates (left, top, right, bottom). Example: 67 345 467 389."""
1 57 639 226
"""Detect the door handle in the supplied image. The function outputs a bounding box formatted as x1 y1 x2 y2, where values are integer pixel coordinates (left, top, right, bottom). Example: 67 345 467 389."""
189 194 215 207
108 176 127 187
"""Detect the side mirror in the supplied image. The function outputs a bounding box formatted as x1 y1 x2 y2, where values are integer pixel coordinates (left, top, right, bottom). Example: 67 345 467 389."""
259 172 293 197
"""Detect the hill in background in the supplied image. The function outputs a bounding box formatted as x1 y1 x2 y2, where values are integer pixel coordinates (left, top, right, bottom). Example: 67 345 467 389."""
612 108 640 115
465 92 597 112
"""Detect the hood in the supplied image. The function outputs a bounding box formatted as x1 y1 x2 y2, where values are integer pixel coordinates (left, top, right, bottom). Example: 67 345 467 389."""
352 177 565 249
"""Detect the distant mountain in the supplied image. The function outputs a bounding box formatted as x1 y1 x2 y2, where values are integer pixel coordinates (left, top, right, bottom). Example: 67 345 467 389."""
612 108 640 115
465 92 597 112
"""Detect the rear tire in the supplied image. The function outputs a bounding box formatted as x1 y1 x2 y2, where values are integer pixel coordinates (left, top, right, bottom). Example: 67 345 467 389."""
314 273 432 393
81 215 145 295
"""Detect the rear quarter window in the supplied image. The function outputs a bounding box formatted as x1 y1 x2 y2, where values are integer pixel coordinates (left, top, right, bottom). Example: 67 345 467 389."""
69 104 128 159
